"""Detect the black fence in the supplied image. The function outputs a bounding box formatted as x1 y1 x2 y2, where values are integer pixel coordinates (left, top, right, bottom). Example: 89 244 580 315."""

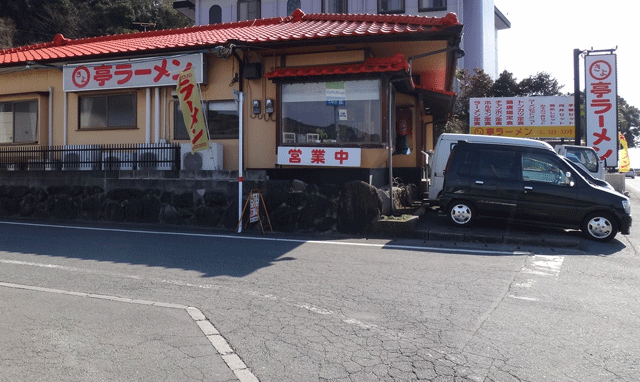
0 143 181 171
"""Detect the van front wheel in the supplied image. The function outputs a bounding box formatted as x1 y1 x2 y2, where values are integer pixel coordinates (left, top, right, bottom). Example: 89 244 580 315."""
581 212 618 242
447 201 475 227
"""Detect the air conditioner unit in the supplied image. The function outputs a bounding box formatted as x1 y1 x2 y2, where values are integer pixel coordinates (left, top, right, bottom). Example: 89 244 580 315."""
62 145 101 170
180 142 223 171
136 143 176 170
101 152 136 170
27 159 58 171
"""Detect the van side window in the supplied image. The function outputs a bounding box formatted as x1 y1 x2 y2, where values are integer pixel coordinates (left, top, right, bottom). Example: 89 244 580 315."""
475 149 517 179
522 153 569 185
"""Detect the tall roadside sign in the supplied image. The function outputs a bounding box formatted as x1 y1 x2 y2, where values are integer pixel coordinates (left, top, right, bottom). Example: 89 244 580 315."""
585 53 618 167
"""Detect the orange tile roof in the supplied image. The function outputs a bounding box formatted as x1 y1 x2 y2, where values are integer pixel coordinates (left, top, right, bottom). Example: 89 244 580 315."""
0 9 461 67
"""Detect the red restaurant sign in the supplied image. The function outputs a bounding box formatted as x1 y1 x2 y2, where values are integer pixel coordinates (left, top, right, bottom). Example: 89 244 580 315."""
585 54 618 165
63 53 205 92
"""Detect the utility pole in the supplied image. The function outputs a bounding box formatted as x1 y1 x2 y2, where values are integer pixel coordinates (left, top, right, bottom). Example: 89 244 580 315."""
573 48 582 145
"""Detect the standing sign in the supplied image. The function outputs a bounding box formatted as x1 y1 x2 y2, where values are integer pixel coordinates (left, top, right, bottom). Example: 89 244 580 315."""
249 193 260 223
176 68 210 153
585 54 618 165
469 96 575 138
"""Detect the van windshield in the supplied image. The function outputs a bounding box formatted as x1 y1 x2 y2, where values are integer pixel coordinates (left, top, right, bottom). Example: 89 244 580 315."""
565 147 599 173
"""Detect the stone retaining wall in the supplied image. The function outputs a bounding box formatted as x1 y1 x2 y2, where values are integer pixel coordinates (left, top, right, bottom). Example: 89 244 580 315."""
0 179 386 234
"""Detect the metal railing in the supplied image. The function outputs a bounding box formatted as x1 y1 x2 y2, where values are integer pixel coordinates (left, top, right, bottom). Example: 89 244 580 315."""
0 143 180 171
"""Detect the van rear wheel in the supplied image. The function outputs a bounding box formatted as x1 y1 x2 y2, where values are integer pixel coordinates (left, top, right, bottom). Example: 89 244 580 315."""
581 212 618 242
447 200 475 227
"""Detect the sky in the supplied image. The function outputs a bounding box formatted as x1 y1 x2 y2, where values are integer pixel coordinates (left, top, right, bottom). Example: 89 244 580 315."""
493 0 640 109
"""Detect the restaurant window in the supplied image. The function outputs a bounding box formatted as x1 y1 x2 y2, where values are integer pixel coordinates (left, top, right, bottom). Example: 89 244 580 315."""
280 79 382 145
323 0 347 13
378 0 404 14
0 100 38 144
174 100 239 140
419 0 446 11
79 93 136 129
238 0 260 21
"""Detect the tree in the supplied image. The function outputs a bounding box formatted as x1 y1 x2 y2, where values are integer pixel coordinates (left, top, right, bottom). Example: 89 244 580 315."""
618 96 640 148
0 0 192 47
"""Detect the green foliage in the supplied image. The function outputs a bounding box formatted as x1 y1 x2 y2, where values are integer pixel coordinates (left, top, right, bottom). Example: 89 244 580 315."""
618 96 640 148
0 0 193 47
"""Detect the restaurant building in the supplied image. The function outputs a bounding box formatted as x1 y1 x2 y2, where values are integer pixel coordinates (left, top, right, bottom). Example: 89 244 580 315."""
0 9 463 189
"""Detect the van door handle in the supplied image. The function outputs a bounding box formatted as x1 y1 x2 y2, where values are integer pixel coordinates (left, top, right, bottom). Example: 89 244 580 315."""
524 186 533 190
475 181 484 185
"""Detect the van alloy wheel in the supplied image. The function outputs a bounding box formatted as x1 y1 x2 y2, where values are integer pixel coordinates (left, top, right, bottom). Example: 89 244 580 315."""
448 201 475 226
581 212 618 242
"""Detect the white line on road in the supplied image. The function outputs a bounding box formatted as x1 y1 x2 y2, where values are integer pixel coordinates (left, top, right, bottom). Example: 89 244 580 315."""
0 220 531 256
0 281 259 382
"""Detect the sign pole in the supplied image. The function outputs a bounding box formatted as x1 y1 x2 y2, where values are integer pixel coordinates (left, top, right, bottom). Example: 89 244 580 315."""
573 48 582 145
234 90 245 233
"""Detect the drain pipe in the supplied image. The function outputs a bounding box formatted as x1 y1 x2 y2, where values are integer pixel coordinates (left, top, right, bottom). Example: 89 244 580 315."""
48 87 53 147
234 90 246 233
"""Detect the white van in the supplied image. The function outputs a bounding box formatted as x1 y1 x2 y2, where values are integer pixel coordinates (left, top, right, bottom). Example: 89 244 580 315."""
427 133 554 202
554 144 606 181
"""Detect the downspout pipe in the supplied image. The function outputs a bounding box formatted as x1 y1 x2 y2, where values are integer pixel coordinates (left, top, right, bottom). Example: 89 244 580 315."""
48 87 53 147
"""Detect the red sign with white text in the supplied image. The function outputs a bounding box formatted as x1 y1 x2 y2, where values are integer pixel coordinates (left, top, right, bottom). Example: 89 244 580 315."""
63 53 205 92
585 54 618 166
277 147 361 167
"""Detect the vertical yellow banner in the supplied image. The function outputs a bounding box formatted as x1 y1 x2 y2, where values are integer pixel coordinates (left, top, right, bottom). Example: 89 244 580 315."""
619 133 630 172
177 68 210 153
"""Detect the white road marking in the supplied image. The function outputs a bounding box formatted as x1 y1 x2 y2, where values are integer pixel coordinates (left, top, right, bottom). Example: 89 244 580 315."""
507 255 564 302
0 281 259 382
0 220 531 256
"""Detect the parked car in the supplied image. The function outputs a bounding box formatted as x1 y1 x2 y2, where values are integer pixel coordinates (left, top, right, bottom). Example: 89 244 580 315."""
428 134 554 203
624 170 636 179
440 141 632 242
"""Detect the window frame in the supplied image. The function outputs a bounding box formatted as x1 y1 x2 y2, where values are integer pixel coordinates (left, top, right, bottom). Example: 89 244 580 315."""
0 99 39 145
418 0 447 12
322 0 348 13
237 0 261 21
174 99 239 140
78 92 137 130
277 77 387 148
377 0 405 14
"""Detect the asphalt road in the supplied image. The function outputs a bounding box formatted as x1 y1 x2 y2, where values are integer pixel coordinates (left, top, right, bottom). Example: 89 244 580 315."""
1 181 639 381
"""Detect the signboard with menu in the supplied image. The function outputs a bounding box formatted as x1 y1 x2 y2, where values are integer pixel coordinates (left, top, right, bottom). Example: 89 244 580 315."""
469 96 575 138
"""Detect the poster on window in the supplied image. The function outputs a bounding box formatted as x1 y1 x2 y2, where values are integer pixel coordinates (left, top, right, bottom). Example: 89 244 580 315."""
585 54 618 166
326 82 346 106
177 68 210 153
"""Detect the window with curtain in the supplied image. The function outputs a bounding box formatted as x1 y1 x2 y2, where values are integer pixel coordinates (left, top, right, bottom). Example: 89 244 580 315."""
79 93 136 129
378 0 404 14
280 79 382 145
238 0 260 21
175 100 239 140
419 0 446 11
0 100 38 143
323 0 347 13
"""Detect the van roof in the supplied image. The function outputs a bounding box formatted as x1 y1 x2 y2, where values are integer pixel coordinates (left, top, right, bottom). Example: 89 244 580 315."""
439 133 553 150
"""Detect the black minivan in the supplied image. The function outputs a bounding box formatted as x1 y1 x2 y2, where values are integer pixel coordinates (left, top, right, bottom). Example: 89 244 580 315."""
439 141 632 242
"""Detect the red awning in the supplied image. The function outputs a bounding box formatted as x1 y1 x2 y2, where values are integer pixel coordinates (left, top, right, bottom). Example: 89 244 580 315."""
265 53 410 79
